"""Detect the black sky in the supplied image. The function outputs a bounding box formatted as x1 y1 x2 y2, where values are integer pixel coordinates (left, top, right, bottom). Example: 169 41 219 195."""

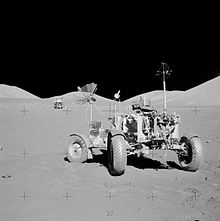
2 4 220 100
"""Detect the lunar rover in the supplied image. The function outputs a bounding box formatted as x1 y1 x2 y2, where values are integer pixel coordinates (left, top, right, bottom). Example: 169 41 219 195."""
66 65 203 176
66 99 203 176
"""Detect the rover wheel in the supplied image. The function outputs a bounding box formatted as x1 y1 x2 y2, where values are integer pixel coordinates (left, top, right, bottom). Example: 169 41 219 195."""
67 134 88 163
178 135 203 171
107 134 127 176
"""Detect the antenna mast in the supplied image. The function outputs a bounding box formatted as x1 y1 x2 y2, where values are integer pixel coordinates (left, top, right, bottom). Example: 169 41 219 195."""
156 62 172 112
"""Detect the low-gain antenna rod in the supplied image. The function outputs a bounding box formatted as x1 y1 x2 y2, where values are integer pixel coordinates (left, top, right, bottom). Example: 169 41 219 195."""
156 62 172 112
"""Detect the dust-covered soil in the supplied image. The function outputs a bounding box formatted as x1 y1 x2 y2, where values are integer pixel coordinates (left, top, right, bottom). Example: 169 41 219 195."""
0 99 220 221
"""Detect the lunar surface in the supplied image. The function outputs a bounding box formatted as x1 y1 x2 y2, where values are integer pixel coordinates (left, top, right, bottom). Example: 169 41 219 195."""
0 77 220 221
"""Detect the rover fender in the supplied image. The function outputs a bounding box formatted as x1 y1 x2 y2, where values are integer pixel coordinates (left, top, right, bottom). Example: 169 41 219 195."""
181 132 199 140
69 133 93 147
107 129 125 139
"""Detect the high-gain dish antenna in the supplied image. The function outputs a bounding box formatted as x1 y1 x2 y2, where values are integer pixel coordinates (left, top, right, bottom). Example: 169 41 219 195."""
156 62 172 112
74 82 103 122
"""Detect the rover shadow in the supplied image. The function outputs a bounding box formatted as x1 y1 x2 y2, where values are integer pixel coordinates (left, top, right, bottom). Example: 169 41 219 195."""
64 156 70 162
127 156 186 171
166 160 186 171
65 150 184 172
86 150 181 171
86 149 109 168
127 155 173 170
63 150 108 167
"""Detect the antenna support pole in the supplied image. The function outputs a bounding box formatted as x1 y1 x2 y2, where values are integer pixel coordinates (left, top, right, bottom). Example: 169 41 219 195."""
162 63 167 112
90 102 93 122
156 62 172 113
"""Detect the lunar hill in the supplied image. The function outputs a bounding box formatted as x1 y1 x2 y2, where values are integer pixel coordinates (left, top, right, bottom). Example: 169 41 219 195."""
122 76 220 107
0 84 40 99
1 76 219 107
168 76 220 106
